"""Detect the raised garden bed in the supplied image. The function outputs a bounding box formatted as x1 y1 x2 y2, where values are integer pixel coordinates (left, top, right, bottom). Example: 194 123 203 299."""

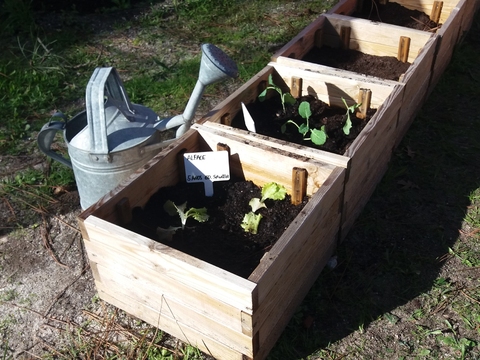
198 63 404 239
271 12 438 148
328 0 478 91
78 126 346 360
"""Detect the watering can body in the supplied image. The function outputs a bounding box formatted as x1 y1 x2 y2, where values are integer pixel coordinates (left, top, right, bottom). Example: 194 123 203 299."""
37 67 168 210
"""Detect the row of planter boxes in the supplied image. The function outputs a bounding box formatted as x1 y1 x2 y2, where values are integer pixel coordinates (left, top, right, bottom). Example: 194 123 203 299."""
78 0 478 359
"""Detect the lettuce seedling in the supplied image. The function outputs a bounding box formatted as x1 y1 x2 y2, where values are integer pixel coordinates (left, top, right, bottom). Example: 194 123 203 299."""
342 98 362 136
163 200 209 229
241 212 263 234
258 74 296 112
241 182 287 234
281 101 328 146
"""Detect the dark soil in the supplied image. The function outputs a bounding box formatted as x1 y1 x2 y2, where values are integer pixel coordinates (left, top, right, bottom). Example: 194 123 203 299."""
299 1 440 81
352 0 440 31
127 179 307 278
232 95 376 155
302 47 410 81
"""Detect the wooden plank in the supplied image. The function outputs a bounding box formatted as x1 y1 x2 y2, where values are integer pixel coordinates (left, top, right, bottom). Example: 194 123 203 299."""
321 14 431 64
272 16 326 60
270 62 396 108
328 0 460 26
391 0 459 23
193 125 336 196
197 121 351 169
95 281 245 360
254 229 337 360
94 263 254 356
83 216 256 311
273 13 432 65
250 167 345 303
85 243 250 332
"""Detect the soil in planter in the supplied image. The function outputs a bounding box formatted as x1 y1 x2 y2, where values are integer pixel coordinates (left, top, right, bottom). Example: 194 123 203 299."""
231 94 376 155
126 179 308 278
302 46 410 81
352 0 440 31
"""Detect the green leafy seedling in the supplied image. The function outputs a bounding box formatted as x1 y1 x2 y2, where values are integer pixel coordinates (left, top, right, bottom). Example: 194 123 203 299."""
241 212 263 234
163 200 209 229
258 74 296 112
242 182 287 234
282 101 327 146
342 97 362 136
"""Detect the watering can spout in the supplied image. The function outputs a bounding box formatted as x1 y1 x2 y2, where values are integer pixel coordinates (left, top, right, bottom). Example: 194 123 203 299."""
154 44 238 137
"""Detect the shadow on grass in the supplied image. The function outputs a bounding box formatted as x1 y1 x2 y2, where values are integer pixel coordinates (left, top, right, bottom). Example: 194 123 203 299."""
268 10 480 359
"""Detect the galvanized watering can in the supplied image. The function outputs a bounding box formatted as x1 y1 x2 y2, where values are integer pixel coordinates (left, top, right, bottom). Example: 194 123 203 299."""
37 44 238 209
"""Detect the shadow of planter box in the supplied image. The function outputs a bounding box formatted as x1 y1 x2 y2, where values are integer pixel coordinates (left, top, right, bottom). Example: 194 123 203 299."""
77 126 346 360
197 63 404 242
270 12 438 148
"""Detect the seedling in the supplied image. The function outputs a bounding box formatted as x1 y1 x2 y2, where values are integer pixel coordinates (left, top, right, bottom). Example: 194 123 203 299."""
258 74 296 112
342 98 362 136
241 182 287 234
281 101 328 146
163 200 209 229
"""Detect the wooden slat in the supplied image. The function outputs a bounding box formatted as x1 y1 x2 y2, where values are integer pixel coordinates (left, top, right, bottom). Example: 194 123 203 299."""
429 6 462 91
250 167 345 301
272 16 326 60
94 263 254 356
95 282 245 360
193 125 336 196
254 229 337 360
83 216 256 311
198 121 351 169
328 0 460 30
85 243 250 332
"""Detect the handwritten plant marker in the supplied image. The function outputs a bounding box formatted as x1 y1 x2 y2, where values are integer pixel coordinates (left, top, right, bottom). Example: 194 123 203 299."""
183 150 230 196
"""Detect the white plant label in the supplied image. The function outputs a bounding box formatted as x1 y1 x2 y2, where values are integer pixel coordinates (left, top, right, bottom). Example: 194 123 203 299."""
183 151 230 196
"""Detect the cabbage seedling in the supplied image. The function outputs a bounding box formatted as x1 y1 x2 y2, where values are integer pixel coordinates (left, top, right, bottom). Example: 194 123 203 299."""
163 200 209 229
342 98 361 136
241 182 287 234
258 74 296 112
281 101 328 146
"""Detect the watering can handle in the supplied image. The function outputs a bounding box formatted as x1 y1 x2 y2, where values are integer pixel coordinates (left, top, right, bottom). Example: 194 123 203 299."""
86 67 135 154
37 113 73 169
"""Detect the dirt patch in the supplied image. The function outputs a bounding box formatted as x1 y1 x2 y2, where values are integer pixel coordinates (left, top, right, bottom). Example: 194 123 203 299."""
302 46 410 81
126 179 307 279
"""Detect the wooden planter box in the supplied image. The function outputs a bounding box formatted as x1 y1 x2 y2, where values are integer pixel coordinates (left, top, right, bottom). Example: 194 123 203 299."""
328 0 478 102
77 126 346 360
197 63 404 240
270 12 438 147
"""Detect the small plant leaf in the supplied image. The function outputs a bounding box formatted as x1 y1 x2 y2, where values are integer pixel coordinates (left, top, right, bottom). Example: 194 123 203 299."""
185 207 209 223
311 126 327 145
241 212 263 234
298 101 312 120
343 114 352 135
249 197 266 212
163 200 179 216
281 122 287 133
258 88 268 102
283 93 296 106
261 182 287 202
298 123 309 136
